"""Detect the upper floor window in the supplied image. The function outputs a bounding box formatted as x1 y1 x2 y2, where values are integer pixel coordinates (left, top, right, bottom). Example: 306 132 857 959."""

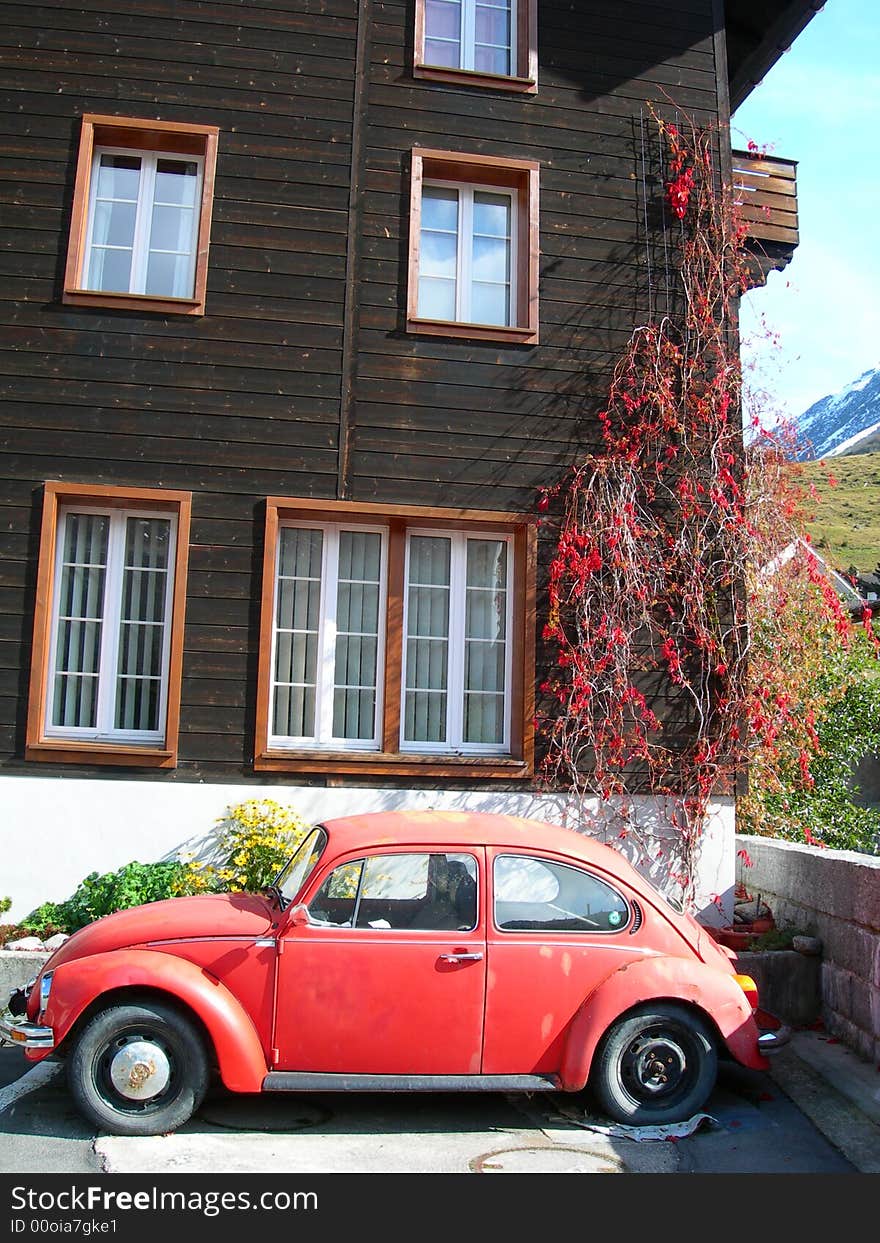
26 483 191 767
64 115 219 316
407 148 539 344
256 498 537 778
415 0 537 92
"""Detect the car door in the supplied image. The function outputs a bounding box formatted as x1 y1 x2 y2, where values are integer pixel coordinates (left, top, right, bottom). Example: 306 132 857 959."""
482 849 642 1074
273 847 487 1074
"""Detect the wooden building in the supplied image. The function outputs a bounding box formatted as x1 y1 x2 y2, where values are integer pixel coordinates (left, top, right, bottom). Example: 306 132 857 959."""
0 0 812 918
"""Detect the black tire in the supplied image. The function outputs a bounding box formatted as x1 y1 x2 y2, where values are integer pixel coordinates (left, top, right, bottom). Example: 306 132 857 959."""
591 1002 718 1126
67 999 209 1137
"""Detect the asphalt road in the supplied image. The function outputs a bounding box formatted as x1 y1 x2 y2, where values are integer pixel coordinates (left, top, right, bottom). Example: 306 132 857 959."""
0 1045 856 1176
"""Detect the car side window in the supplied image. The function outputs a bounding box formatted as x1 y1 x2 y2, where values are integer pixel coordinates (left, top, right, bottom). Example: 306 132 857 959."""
494 855 629 933
307 852 478 931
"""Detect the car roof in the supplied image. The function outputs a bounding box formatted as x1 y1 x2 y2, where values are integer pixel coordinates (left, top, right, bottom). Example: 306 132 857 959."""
317 810 646 887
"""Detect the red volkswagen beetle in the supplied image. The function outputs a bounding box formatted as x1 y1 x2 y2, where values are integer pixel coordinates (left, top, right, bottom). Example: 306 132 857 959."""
1 811 784 1135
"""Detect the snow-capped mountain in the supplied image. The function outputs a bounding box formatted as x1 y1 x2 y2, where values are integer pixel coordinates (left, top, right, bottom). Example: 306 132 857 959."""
794 368 880 460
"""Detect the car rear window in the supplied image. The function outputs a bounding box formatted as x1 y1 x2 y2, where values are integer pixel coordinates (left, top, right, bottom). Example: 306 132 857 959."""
494 855 629 933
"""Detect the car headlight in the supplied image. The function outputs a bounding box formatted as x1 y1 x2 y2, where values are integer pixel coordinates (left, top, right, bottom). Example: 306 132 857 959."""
38 972 54 1015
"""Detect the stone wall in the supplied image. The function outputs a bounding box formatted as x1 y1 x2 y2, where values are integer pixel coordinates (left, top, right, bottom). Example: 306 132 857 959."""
736 835 880 1064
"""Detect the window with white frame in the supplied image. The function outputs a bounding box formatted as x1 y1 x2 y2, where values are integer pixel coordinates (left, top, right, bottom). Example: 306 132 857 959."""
403 531 512 752
270 523 387 749
418 181 514 326
423 0 516 76
83 148 203 299
45 506 178 743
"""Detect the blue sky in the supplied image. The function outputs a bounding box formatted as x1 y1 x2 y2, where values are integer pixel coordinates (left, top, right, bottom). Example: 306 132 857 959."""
732 0 880 423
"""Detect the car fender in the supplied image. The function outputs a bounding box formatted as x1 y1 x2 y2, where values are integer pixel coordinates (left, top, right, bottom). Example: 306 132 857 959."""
559 954 767 1091
39 949 268 1092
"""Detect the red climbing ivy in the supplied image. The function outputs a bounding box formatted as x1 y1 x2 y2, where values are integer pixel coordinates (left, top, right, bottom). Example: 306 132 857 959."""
537 110 856 905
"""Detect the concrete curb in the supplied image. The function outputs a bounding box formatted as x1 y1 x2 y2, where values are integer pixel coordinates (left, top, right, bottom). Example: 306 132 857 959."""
768 1031 880 1173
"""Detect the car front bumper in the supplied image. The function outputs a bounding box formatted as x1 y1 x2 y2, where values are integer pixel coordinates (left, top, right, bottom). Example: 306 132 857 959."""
0 1016 55 1050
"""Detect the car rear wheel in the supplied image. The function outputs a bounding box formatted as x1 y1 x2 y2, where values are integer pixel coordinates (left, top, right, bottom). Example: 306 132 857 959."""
591 1002 718 1126
67 999 209 1137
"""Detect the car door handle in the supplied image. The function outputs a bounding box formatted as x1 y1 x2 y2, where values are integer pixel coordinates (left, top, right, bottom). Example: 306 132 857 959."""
438 952 484 963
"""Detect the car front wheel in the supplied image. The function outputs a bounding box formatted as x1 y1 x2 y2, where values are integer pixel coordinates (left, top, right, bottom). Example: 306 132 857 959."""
67 999 209 1137
591 1002 718 1126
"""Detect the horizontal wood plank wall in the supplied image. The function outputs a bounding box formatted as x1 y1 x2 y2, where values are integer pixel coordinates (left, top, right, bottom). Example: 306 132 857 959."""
0 0 721 789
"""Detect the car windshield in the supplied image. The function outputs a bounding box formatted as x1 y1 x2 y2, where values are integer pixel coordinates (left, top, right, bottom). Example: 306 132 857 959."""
274 827 328 905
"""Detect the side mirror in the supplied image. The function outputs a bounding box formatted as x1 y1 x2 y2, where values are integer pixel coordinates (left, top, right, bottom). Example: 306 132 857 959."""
289 904 311 927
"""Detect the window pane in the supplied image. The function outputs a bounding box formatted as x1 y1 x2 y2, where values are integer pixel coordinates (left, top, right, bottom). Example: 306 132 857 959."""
91 199 137 248
418 276 457 321
86 245 134 294
420 229 458 278
424 0 461 68
473 192 511 238
115 518 172 732
149 204 195 253
475 1 511 48
154 159 199 207
51 513 109 729
309 860 364 926
332 529 382 742
95 154 141 201
494 856 630 933
354 853 477 931
425 36 460 67
405 536 451 744
464 690 505 744
273 528 323 738
145 250 194 298
471 281 509 325
422 186 459 232
419 187 459 320
472 235 510 284
425 0 462 41
474 43 512 75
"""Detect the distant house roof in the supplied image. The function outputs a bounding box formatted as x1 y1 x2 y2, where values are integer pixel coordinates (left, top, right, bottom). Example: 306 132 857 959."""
724 1 826 110
764 538 870 616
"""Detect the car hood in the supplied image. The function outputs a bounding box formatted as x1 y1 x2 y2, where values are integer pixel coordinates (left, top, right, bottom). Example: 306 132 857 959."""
40 892 275 973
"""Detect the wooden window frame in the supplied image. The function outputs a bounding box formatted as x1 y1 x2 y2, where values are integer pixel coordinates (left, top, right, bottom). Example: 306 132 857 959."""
26 482 192 768
414 0 538 93
63 115 219 316
256 498 537 778
407 148 539 344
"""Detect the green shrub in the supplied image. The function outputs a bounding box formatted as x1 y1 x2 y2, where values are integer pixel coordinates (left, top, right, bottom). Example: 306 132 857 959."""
23 860 195 934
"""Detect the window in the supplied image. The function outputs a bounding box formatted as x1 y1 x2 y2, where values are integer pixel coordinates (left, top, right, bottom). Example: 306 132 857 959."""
309 853 478 931
493 856 631 933
256 498 536 777
403 531 512 751
414 0 537 92
26 483 191 766
407 149 539 343
269 522 387 750
64 115 219 315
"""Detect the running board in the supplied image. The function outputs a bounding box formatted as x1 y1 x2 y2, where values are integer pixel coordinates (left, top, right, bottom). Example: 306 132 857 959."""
262 1072 560 1093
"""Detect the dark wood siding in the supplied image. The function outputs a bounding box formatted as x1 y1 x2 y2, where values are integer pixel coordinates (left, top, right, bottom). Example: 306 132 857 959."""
0 0 723 785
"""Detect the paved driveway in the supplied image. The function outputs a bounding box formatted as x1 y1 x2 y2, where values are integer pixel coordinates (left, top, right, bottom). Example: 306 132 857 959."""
0 1046 855 1175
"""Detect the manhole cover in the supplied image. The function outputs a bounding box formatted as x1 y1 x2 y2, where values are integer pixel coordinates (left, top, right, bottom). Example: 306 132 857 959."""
198 1096 331 1133
472 1146 624 1174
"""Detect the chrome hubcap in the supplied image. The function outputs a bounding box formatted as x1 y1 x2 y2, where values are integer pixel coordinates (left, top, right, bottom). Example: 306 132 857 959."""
629 1036 688 1095
108 1039 171 1101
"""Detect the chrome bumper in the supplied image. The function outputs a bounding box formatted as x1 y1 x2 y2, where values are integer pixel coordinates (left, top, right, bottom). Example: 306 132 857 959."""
0 1016 55 1049
757 1021 791 1053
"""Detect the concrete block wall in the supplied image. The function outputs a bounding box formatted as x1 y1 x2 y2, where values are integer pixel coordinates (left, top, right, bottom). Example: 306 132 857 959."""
736 835 880 1065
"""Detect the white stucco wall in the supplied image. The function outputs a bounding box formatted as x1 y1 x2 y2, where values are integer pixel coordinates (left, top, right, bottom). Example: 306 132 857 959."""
0 774 734 925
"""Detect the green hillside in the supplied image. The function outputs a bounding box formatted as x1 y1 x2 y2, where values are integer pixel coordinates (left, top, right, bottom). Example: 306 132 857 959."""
802 452 880 575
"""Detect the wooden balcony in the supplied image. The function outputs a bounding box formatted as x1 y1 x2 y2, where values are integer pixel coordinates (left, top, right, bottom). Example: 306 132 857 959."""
731 150 799 284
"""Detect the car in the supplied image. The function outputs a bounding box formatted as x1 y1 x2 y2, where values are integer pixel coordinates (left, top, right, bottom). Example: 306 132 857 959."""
1 810 786 1136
